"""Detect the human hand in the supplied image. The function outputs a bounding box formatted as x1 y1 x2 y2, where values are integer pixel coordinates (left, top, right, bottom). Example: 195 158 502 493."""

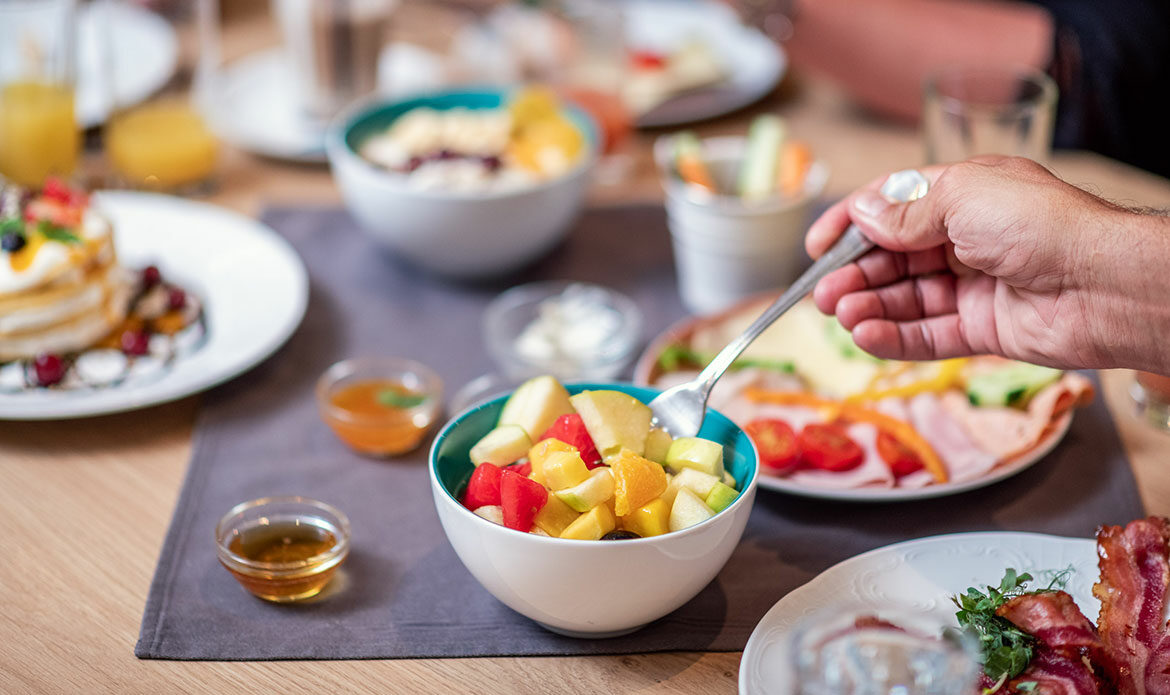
806 156 1166 371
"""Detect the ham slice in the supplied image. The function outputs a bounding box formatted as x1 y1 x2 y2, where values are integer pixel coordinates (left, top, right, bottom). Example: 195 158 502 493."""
941 372 1094 461
907 393 999 483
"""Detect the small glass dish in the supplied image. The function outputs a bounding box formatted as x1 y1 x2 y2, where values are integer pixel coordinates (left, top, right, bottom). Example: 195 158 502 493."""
215 496 351 603
316 356 443 457
482 281 643 383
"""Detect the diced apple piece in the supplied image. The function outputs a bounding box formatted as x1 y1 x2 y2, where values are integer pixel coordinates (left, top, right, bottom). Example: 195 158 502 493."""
669 487 716 532
559 504 616 540
643 427 673 465
704 481 739 513
620 498 670 538
722 470 737 488
569 390 652 459
472 505 504 525
665 437 724 479
610 449 669 516
469 425 533 466
662 467 720 506
531 526 551 537
528 438 579 486
533 494 581 536
498 375 574 441
554 467 615 512
541 450 590 491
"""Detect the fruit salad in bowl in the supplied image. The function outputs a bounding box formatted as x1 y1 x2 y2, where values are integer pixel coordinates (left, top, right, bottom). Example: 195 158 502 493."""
327 88 598 278
429 375 757 637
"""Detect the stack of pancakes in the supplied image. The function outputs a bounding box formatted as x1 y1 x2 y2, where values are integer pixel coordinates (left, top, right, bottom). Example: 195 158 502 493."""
0 210 134 361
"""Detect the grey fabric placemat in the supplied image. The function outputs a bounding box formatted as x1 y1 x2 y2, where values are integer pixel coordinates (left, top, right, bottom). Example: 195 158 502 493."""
136 205 1145 660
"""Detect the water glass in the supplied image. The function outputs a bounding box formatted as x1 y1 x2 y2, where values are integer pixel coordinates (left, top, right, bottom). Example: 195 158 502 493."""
923 65 1056 164
1132 371 1170 432
791 607 979 695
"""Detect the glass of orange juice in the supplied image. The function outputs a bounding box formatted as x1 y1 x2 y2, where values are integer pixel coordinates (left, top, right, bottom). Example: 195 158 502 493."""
102 0 221 191
0 0 82 187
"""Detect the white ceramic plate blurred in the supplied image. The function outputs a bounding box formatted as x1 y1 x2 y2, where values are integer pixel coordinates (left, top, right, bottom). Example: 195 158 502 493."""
738 532 1098 695
208 44 445 163
77 1 179 128
0 192 307 420
624 0 786 127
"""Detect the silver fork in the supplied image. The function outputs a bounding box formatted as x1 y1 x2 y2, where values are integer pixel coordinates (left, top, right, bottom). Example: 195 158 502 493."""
647 169 930 437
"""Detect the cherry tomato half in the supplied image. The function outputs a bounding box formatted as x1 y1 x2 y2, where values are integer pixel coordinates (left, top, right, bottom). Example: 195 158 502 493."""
744 418 800 473
629 50 666 70
798 423 864 472
875 430 924 477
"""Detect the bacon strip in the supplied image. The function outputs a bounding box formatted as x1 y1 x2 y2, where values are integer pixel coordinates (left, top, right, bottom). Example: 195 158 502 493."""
998 591 1101 651
1094 517 1170 695
1007 647 1106 694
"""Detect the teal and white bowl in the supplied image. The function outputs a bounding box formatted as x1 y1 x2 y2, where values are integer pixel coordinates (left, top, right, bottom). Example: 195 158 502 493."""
327 89 598 279
429 382 758 637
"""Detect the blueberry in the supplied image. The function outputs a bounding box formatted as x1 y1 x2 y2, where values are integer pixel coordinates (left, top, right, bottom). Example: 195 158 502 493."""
1 231 25 252
600 530 641 541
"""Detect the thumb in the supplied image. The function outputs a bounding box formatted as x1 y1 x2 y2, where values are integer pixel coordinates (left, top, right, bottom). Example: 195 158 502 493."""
848 188 951 253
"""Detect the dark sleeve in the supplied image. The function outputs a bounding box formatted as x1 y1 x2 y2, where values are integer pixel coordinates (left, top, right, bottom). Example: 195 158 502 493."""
1027 0 1170 176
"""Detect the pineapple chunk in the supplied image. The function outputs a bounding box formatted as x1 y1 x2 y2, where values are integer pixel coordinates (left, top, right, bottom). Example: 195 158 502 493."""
620 498 670 538
541 450 590 491
559 504 616 540
534 494 581 537
669 487 715 532
528 438 579 486
554 467 615 512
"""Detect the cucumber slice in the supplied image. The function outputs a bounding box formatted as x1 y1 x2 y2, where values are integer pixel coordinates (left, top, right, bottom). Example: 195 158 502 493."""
967 363 1061 408
738 115 786 201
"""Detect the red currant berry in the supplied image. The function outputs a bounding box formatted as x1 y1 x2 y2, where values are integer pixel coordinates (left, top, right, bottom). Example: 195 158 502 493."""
33 353 66 386
142 265 161 287
120 330 150 356
167 288 186 310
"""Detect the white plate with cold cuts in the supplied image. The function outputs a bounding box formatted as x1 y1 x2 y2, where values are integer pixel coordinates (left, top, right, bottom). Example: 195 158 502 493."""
738 531 1097 695
0 192 308 420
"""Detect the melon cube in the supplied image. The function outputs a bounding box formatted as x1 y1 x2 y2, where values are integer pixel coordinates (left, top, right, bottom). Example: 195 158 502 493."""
620 498 670 538
559 504 616 540
541 450 590 491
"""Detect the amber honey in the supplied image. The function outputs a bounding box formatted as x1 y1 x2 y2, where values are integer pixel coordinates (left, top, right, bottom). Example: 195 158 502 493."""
322 379 436 456
218 514 347 603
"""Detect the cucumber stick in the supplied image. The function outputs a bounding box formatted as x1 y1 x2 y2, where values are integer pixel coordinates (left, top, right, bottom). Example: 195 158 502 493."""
739 115 787 200
967 363 1061 407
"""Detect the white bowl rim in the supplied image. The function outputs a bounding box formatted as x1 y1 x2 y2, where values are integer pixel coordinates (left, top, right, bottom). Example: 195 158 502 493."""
428 381 760 547
326 87 601 202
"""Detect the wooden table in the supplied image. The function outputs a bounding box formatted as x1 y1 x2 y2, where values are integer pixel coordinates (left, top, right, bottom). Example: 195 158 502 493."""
2 3 1168 693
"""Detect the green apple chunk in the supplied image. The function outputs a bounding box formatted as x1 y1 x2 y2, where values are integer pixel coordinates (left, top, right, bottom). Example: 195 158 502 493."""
554 468 615 512
669 487 716 532
568 390 652 459
498 375 574 440
704 482 738 513
643 427 673 465
469 425 532 466
662 467 720 506
665 437 724 479
721 470 737 488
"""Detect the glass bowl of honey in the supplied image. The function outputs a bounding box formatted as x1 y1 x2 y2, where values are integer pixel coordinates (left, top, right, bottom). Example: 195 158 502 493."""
215 496 351 603
316 356 443 457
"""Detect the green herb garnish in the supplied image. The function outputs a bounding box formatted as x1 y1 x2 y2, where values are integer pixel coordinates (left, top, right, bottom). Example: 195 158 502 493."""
376 389 426 409
0 218 23 237
954 568 1073 688
656 343 794 374
38 221 81 245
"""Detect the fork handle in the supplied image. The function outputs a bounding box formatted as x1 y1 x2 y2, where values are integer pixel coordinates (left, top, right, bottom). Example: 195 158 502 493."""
692 224 874 393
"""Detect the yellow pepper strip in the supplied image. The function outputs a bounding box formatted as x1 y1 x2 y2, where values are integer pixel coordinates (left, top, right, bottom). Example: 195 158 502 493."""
744 388 948 484
846 358 969 404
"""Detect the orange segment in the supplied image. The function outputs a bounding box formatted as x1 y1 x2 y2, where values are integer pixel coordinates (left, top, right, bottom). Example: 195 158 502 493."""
609 449 668 516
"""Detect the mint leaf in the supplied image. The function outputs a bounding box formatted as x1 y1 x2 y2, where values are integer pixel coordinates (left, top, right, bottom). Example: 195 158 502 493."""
38 222 81 244
377 389 426 409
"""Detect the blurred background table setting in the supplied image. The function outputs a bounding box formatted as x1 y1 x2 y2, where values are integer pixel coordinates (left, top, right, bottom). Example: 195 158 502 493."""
2 0 1170 692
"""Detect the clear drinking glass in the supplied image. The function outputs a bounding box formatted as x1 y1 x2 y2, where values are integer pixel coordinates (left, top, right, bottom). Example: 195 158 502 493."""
923 65 1057 164
791 606 980 695
1132 371 1170 432
0 0 81 187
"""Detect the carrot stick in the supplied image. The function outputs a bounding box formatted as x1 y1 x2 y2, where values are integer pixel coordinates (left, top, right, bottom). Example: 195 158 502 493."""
673 132 717 193
777 141 813 197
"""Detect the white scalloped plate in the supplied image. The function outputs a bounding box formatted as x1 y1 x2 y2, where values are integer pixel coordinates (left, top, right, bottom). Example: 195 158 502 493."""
738 532 1098 695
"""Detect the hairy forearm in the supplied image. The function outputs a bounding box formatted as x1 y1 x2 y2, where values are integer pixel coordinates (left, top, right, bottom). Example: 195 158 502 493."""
784 0 1054 121
1081 210 1170 373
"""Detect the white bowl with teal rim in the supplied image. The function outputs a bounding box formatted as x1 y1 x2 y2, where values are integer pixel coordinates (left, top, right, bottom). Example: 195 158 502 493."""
327 88 599 279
